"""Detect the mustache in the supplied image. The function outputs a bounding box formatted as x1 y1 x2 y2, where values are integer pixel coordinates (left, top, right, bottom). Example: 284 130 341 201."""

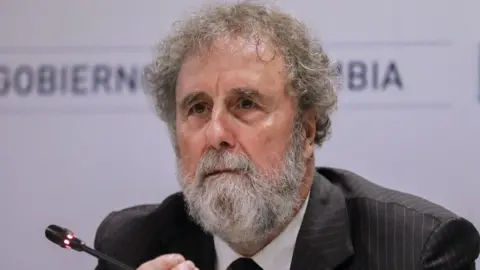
196 149 256 179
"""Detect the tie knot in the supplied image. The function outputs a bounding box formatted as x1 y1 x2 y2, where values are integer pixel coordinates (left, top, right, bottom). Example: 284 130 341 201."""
228 257 263 270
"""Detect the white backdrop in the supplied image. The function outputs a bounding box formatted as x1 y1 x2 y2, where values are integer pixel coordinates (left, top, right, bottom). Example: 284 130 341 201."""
1 0 479 269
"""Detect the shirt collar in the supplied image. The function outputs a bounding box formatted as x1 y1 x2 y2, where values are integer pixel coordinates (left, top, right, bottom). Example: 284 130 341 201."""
214 194 310 270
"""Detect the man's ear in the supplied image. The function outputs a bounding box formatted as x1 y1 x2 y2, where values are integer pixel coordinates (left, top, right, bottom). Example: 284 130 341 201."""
302 108 317 158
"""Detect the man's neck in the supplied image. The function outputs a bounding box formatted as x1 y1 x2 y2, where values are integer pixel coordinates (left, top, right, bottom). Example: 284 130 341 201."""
230 219 291 256
230 240 271 257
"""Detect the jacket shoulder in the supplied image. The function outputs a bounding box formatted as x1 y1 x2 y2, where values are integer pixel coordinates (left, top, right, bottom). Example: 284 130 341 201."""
93 204 158 249
318 167 480 268
93 192 186 268
318 167 458 222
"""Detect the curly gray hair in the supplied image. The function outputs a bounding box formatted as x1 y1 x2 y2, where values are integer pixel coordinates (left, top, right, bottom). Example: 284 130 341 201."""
145 2 338 147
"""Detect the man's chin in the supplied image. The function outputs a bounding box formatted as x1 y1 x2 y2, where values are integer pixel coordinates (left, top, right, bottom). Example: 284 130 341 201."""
197 215 266 245
185 195 258 235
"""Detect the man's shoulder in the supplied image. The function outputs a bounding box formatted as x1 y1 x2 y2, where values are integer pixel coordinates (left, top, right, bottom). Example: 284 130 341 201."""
317 167 458 222
316 167 480 268
93 192 187 253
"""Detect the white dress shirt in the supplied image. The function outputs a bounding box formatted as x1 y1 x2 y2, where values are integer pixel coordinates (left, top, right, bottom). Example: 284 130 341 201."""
214 195 310 270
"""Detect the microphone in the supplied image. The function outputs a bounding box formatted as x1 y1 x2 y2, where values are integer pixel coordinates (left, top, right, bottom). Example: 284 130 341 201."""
45 224 135 270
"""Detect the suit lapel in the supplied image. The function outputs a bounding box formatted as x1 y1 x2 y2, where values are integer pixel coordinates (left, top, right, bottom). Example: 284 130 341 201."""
290 171 354 270
168 218 217 270
151 194 217 270
179 228 216 270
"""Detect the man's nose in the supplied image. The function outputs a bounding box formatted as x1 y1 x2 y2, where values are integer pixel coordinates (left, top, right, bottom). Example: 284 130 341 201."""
205 107 236 150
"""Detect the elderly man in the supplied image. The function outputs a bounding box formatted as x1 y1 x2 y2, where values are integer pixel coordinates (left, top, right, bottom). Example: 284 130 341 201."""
93 2 480 270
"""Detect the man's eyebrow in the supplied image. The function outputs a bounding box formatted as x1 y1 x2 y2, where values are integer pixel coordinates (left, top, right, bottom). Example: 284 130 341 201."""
178 92 206 111
178 88 270 111
229 87 267 101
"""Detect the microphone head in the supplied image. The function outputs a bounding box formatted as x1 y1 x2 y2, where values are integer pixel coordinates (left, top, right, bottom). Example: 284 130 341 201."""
45 224 84 252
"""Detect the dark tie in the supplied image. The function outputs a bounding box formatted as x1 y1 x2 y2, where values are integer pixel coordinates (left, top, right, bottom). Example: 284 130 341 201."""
227 257 263 270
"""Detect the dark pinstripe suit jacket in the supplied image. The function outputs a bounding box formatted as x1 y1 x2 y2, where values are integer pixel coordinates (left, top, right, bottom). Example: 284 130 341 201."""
94 167 480 270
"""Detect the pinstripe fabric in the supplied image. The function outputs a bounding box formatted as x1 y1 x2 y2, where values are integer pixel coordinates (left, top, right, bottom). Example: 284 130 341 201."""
93 167 480 270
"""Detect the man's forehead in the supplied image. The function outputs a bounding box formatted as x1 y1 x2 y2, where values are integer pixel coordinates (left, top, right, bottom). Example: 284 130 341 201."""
213 35 277 59
175 36 287 100
182 36 281 67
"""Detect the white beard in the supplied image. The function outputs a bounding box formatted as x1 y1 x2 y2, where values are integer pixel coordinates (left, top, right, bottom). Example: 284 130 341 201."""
177 125 306 245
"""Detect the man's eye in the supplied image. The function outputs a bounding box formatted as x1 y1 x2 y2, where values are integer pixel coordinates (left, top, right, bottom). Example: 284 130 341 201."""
237 99 256 109
189 103 207 115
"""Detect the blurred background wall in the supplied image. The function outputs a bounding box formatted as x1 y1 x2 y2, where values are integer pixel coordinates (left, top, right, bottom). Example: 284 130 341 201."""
1 0 479 269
